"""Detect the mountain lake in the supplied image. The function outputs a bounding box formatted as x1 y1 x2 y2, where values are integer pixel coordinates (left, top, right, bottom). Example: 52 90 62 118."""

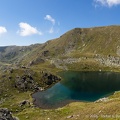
32 71 120 109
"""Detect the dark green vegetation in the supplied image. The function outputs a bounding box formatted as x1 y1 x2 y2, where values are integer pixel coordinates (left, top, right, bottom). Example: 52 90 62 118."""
0 25 120 119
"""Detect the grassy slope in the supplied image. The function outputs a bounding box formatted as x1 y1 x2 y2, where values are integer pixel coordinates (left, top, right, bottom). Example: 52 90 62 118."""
15 26 120 72
0 26 120 120
1 26 120 68
0 67 120 120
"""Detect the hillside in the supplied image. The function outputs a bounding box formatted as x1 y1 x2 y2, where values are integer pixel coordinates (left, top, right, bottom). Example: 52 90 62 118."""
0 25 120 120
0 26 120 70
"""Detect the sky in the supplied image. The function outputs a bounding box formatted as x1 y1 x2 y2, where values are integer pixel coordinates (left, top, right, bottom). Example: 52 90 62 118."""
0 0 120 46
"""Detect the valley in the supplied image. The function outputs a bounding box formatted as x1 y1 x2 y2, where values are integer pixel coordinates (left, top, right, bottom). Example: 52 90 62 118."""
0 26 120 120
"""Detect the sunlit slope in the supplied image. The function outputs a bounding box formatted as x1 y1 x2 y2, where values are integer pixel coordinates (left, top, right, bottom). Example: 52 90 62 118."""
1 25 120 69
20 25 120 64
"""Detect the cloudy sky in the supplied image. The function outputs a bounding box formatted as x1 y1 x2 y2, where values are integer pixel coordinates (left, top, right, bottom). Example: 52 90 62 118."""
0 0 120 46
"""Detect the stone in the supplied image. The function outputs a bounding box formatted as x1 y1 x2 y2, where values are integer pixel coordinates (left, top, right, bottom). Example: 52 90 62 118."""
19 100 30 107
0 108 17 120
67 115 73 119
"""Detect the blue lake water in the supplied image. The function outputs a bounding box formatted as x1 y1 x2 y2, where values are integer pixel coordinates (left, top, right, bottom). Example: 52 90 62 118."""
32 71 120 109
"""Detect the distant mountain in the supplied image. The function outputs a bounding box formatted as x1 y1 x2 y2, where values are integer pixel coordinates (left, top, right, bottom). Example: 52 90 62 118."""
0 44 40 63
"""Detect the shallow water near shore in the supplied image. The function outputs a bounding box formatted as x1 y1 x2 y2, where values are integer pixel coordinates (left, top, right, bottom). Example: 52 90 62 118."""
32 71 120 109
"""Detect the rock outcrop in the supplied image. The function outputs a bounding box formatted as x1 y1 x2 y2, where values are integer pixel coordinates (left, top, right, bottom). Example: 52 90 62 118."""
42 72 61 85
0 108 18 120
15 74 40 92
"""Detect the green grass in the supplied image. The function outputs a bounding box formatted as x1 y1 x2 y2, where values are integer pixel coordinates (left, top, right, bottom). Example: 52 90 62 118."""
0 64 120 120
11 92 120 120
1 25 120 120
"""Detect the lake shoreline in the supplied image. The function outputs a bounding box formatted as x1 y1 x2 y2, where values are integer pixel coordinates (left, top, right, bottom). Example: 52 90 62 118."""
32 71 120 109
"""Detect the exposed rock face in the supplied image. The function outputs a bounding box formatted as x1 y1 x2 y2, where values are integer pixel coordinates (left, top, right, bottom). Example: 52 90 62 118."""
42 50 49 57
51 58 81 70
95 55 120 67
0 108 17 120
15 75 40 92
51 54 120 70
42 72 61 85
14 71 61 92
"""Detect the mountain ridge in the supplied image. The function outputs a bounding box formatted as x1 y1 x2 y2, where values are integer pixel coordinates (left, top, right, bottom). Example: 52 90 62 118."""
1 25 120 70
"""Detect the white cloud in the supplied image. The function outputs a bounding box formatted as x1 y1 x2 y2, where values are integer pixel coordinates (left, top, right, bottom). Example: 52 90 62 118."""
0 26 7 35
18 22 42 36
44 15 55 25
44 15 59 34
94 0 120 7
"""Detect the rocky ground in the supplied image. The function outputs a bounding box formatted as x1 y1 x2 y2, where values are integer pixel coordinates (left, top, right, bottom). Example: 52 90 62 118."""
0 108 18 120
